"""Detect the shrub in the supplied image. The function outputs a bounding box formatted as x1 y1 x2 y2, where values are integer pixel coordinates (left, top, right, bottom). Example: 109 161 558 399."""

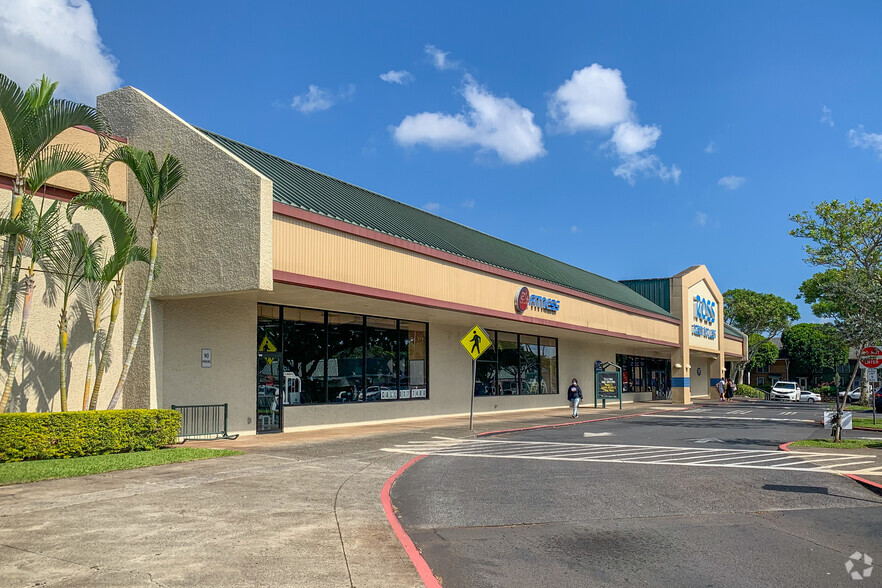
736 384 766 398
0 409 181 462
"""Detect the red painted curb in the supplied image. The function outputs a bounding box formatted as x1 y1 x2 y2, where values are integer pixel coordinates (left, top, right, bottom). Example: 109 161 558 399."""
778 441 793 452
381 455 441 588
844 473 882 490
853 426 882 432
477 407 694 437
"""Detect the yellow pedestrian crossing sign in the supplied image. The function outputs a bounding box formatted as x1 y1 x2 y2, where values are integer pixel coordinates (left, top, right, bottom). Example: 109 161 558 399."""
460 325 492 360
259 336 277 353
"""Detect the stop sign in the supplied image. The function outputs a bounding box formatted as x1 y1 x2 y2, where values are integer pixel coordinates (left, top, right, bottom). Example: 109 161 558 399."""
860 346 882 369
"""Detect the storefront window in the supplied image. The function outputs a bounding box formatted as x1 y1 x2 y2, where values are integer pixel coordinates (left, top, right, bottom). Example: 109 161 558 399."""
617 354 671 400
540 337 558 395
497 332 519 395
400 321 428 399
475 330 498 396
366 316 398 401
328 313 365 403
519 335 540 394
259 305 428 406
282 308 326 405
474 331 558 397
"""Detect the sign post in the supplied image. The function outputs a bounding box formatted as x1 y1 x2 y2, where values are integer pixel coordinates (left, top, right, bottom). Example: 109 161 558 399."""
594 363 622 410
459 325 493 430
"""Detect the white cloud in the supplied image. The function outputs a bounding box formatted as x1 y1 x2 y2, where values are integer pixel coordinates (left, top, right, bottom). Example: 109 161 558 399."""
380 70 415 85
461 199 475 208
392 75 545 164
425 44 457 70
695 212 708 226
423 202 440 211
570 225 580 233
848 126 882 157
0 0 120 104
610 121 661 155
820 105 834 127
548 64 632 132
717 175 746 190
613 154 681 185
291 84 355 114
705 141 717 154
548 63 678 184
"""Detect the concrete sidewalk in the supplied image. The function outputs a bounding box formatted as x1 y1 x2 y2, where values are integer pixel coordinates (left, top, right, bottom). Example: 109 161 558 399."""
0 402 674 587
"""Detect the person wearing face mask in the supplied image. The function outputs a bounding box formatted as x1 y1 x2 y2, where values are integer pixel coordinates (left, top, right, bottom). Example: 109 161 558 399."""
567 378 583 418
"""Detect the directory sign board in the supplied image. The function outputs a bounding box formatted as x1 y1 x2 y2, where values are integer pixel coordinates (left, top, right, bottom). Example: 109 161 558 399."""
596 371 621 400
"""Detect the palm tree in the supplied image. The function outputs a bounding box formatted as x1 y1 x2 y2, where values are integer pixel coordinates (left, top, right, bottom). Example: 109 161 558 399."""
103 146 184 410
43 228 102 411
0 74 109 361
67 192 147 410
0 196 63 413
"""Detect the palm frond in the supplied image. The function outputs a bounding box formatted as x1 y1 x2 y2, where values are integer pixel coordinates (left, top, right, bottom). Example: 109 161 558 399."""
0 74 36 172
23 76 59 111
68 191 136 254
104 146 157 206
0 219 32 238
27 144 103 194
22 99 112 167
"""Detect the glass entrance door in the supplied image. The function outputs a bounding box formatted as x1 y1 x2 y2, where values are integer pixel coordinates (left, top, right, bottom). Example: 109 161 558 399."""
257 351 282 432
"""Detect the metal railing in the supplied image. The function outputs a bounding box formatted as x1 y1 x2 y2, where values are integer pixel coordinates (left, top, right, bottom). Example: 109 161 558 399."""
171 403 239 442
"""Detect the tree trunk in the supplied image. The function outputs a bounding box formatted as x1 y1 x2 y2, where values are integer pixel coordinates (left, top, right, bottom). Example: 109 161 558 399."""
58 309 69 412
0 273 35 413
90 282 121 410
108 227 158 410
82 292 104 411
0 178 25 361
0 248 23 360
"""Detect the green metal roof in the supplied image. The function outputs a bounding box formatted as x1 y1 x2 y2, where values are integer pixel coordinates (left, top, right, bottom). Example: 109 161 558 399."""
724 323 745 339
619 278 671 312
199 128 675 319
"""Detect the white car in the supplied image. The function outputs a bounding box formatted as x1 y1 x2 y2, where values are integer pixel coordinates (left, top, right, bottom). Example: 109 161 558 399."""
838 388 862 402
770 381 800 401
799 391 821 403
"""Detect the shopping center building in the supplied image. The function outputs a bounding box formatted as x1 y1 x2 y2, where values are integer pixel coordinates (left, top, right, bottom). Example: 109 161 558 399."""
2 86 747 435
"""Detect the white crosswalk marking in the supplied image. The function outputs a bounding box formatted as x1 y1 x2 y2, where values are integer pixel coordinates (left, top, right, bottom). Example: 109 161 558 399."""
780 411 798 415
382 437 878 475
725 410 752 415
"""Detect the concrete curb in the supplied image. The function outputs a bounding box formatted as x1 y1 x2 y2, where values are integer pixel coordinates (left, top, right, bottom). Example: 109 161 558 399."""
778 441 794 452
477 406 694 437
853 426 882 432
381 455 441 588
779 440 882 495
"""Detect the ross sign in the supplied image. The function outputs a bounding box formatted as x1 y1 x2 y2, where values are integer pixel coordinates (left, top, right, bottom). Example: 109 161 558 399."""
824 411 853 430
201 348 211 368
866 368 878 383
691 294 717 340
514 286 561 314
596 371 621 400
860 346 882 369
460 325 493 360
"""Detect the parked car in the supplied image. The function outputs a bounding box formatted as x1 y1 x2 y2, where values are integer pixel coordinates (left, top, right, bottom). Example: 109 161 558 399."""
838 387 862 402
770 381 800 401
799 391 822 403
874 388 882 412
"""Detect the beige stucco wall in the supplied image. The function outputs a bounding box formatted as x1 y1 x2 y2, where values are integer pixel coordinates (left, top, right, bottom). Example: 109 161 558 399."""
159 296 256 436
0 191 125 412
0 124 127 201
97 86 274 409
274 215 680 346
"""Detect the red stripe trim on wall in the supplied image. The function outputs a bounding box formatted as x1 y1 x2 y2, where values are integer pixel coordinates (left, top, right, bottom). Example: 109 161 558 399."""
273 202 681 325
273 270 681 348
73 125 128 144
0 175 80 202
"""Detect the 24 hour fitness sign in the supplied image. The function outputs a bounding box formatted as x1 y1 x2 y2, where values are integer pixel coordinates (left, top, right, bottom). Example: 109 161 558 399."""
514 286 560 314
692 294 717 340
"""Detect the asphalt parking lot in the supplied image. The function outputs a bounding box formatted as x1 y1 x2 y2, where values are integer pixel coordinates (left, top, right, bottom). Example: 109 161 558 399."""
391 401 882 587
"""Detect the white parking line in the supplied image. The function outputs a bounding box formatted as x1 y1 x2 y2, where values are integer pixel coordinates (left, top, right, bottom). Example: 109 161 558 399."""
383 438 876 475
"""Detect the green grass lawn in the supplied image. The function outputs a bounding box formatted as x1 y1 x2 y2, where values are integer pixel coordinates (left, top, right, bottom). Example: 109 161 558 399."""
791 439 882 449
852 418 882 430
0 447 242 486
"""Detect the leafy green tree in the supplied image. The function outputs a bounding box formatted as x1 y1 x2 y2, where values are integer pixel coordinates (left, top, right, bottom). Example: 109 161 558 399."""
0 74 108 365
745 334 779 373
43 228 102 411
792 199 882 436
67 191 148 410
723 289 800 383
781 323 849 384
0 197 63 413
105 146 184 410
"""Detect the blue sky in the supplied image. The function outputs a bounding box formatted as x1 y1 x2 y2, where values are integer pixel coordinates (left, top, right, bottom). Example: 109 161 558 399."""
3 1 882 321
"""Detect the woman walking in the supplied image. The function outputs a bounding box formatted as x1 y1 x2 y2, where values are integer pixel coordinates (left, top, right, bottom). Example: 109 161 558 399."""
567 379 583 418
725 377 735 402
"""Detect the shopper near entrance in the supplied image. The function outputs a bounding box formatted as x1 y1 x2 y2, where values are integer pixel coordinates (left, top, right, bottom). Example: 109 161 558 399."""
725 377 736 402
567 379 583 418
715 378 726 402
